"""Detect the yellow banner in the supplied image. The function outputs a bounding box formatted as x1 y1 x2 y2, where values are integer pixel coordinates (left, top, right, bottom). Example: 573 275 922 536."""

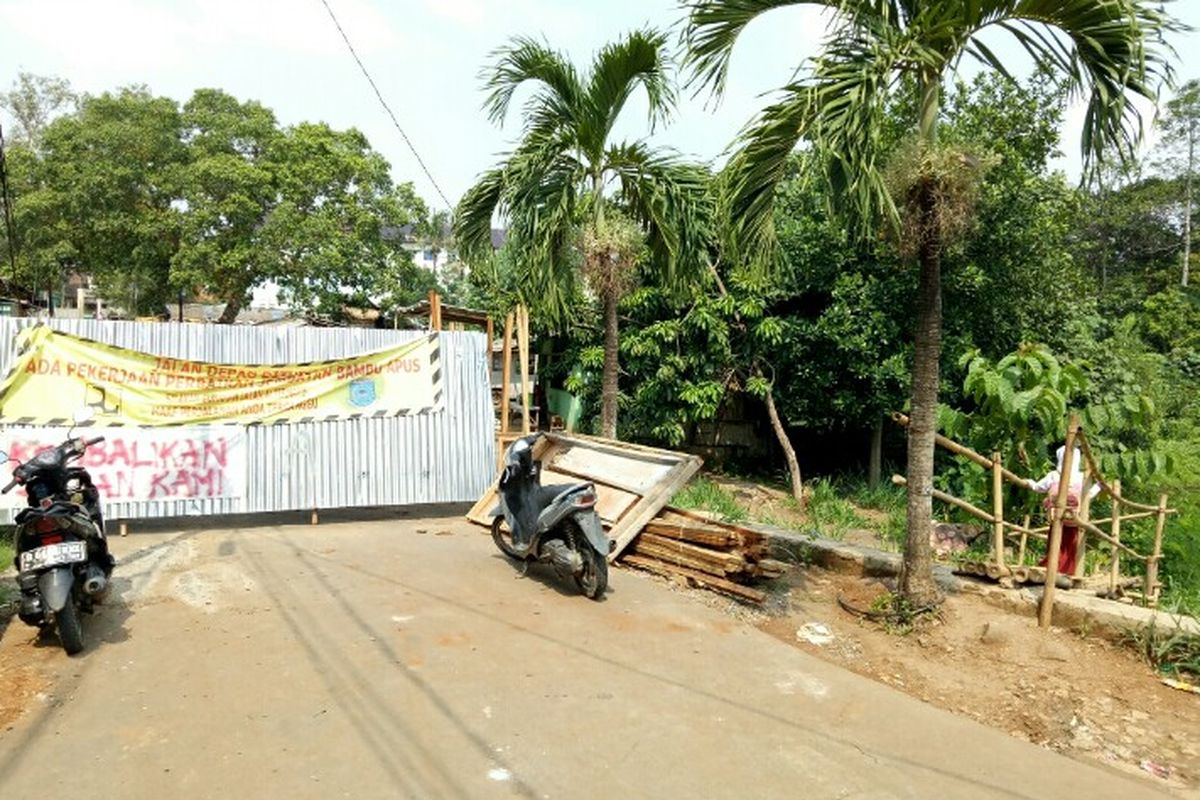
0 326 444 426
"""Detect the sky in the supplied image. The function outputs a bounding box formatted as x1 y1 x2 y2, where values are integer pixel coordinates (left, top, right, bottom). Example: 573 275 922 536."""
2 0 1199 215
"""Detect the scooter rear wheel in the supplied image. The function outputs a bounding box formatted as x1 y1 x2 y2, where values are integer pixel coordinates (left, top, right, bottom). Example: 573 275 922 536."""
57 599 84 656
567 522 607 600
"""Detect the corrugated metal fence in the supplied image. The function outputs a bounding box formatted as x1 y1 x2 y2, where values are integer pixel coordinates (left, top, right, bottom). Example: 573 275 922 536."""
0 319 496 523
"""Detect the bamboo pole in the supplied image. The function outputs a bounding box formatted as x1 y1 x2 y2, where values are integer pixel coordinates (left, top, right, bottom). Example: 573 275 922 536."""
1073 517 1146 560
500 312 513 435
891 412 1026 487
1039 415 1079 628
518 304 531 434
1018 514 1030 566
992 451 1006 574
1075 473 1095 579
1075 432 1162 513
1109 479 1122 597
1145 494 1168 606
893 475 1034 537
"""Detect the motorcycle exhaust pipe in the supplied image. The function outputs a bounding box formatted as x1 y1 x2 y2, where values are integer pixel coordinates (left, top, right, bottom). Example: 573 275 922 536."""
83 564 108 596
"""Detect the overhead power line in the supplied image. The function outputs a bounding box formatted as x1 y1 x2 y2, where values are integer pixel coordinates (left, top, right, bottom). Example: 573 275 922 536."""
319 0 454 210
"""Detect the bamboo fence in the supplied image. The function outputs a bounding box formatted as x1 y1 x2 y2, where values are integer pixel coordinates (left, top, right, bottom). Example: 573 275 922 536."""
890 412 1176 628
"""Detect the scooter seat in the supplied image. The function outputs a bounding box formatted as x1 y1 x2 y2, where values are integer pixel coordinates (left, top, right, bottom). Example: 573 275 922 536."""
533 482 591 514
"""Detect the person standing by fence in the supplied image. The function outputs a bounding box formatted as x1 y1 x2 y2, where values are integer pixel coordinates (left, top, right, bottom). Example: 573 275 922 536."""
1027 445 1100 577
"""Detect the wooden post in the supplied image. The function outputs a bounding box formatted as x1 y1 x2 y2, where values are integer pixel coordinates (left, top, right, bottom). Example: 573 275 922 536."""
427 289 439 331
500 312 514 435
1018 514 1030 566
991 451 1007 574
485 317 495 375
518 304 531 434
119 521 128 538
1039 415 1079 628
311 509 319 525
1145 493 1168 607
1075 473 1094 579
1109 479 1122 596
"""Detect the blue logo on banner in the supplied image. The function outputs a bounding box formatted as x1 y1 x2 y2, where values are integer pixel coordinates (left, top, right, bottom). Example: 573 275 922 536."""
349 379 377 407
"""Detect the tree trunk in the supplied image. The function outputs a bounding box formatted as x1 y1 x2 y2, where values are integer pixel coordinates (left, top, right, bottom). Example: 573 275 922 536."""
1184 121 1194 288
217 295 243 325
762 380 803 509
900 177 943 608
868 416 883 490
600 286 619 439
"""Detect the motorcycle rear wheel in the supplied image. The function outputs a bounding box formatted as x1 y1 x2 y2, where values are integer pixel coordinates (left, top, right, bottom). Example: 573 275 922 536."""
567 522 607 600
57 600 84 656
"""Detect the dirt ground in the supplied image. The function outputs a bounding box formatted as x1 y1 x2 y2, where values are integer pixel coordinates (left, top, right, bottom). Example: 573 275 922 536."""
0 512 1179 799
758 569 1200 795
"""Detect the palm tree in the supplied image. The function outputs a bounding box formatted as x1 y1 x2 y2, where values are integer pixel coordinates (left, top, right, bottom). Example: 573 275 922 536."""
455 29 711 439
683 0 1176 605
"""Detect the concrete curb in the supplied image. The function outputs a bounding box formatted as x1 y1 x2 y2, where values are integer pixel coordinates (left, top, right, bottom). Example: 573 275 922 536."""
753 523 1200 639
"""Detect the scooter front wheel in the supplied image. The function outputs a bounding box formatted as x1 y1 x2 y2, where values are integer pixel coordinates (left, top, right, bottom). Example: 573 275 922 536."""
491 517 524 561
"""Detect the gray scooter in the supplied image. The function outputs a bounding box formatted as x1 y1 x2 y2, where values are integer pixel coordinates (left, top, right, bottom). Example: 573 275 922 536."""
489 434 610 599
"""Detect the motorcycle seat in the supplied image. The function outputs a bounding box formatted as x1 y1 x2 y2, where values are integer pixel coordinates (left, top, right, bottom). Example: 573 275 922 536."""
534 482 591 514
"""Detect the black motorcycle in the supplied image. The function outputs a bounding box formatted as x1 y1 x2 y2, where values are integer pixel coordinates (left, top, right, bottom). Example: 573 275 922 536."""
490 434 610 599
3 430 112 655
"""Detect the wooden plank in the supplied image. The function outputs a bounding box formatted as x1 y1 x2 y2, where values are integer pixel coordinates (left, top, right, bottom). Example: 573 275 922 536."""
634 533 748 574
539 467 638 524
518 304 530 435
607 455 703 563
550 443 672 494
658 506 769 548
499 312 513 435
546 432 683 466
642 520 739 548
620 554 767 604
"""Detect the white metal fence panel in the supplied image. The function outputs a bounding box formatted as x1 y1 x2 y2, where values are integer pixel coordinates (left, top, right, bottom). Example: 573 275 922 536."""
0 319 496 522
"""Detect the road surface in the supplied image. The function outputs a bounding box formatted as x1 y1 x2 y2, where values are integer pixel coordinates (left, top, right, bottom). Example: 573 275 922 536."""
0 507 1171 799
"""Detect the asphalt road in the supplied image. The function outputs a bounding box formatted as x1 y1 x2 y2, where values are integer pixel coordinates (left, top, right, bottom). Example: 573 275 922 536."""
0 507 1171 799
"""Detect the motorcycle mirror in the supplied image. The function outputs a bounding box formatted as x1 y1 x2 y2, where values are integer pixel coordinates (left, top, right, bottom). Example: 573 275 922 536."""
0 449 8 464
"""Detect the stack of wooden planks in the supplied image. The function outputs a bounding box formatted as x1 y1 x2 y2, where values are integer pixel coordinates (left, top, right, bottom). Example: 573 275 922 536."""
620 506 789 604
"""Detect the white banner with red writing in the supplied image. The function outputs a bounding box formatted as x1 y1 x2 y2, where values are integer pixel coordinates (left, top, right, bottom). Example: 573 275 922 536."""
0 426 246 508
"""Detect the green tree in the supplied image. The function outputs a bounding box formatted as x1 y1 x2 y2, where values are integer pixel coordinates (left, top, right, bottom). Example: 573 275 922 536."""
7 87 185 314
174 89 426 322
1156 79 1200 287
0 72 77 151
683 0 1175 605
455 30 711 438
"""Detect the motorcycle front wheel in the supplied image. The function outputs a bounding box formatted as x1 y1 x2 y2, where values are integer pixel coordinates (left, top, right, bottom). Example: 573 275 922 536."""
57 600 84 656
491 516 523 561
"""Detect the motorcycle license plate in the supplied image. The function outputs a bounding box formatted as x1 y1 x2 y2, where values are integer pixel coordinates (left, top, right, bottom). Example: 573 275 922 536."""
19 541 87 572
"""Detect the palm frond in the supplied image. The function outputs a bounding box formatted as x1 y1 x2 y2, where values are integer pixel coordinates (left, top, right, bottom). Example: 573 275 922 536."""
720 17 909 264
584 28 677 154
502 135 588 324
481 37 583 131
971 0 1180 174
605 141 714 292
682 0 810 99
454 167 506 265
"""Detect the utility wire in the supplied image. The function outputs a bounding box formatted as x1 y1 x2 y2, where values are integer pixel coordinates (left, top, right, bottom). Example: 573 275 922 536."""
319 0 453 210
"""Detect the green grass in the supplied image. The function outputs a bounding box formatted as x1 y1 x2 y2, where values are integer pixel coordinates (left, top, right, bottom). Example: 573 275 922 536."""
806 478 865 540
1121 621 1200 679
671 477 749 523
